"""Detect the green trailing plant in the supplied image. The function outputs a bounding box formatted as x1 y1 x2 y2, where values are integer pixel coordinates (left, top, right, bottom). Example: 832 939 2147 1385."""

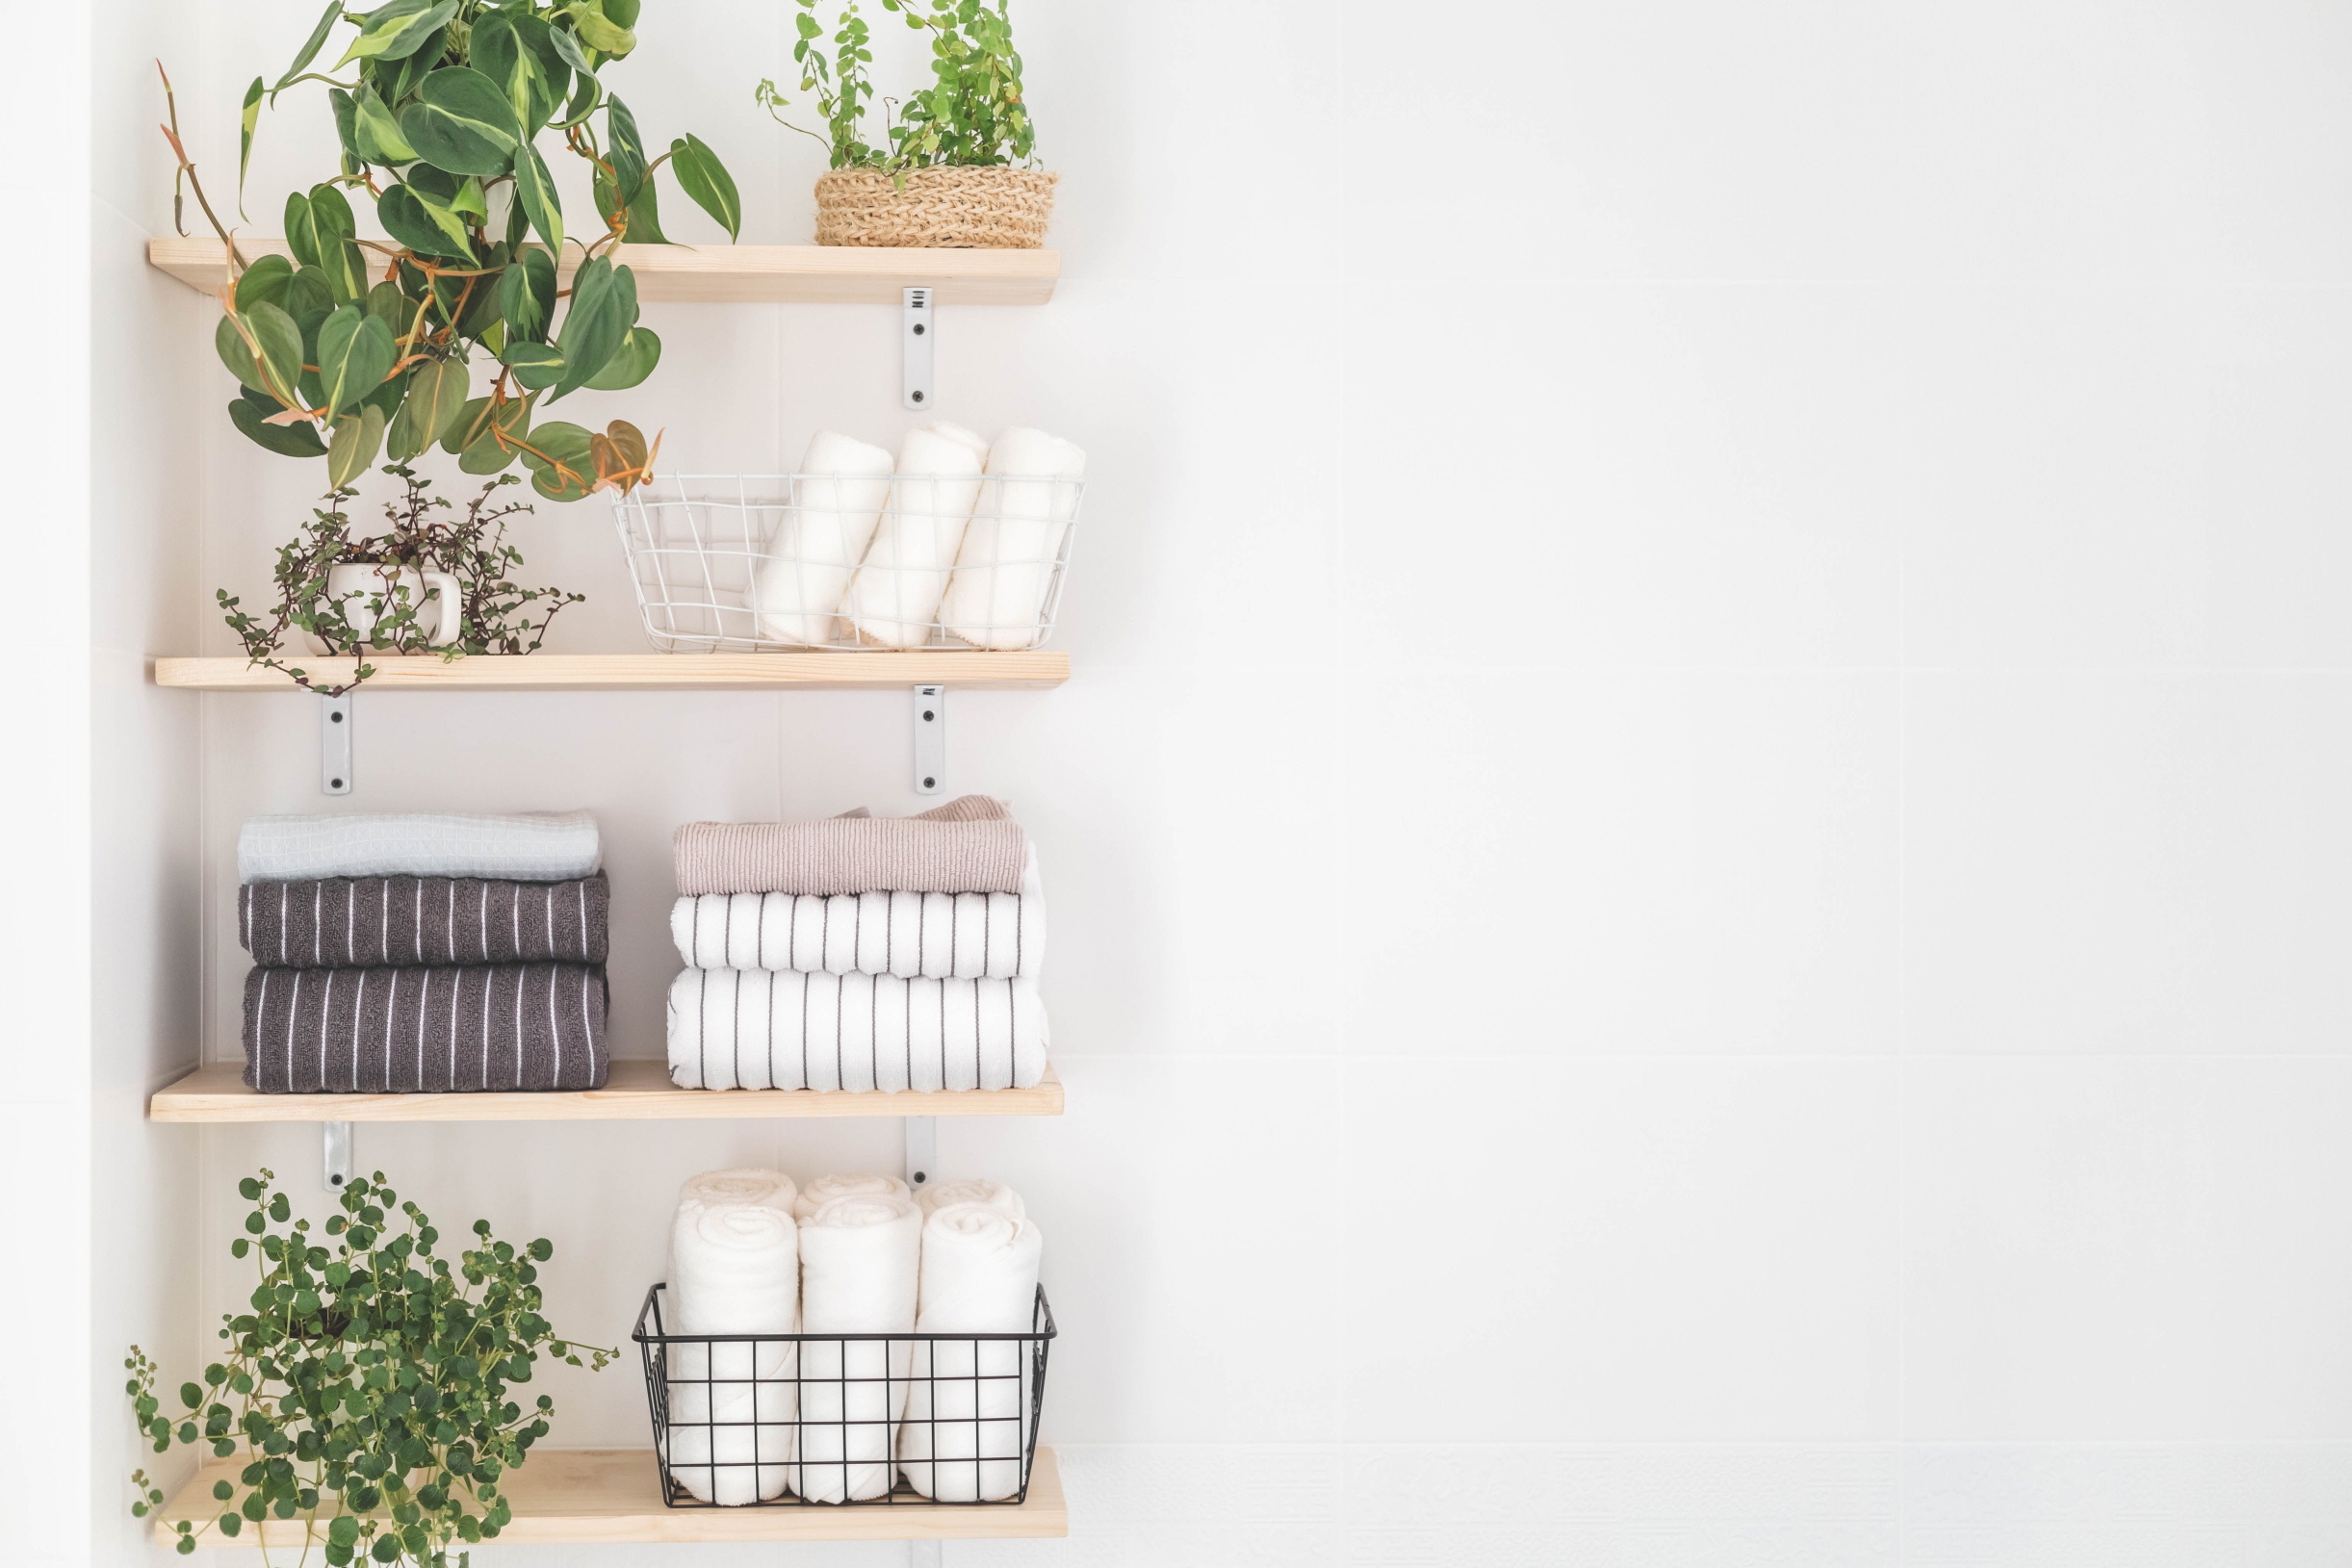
125 1169 611 1564
219 465 587 696
757 0 1035 172
160 0 738 501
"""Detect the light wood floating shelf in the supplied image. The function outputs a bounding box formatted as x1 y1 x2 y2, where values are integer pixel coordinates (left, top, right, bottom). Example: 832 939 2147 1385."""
147 237 1059 306
152 1446 1066 1546
152 652 1069 692
150 1061 1064 1123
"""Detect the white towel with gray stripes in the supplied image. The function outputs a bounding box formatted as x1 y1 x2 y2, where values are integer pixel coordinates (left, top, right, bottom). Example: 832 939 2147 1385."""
665 969 1048 1092
238 811 601 883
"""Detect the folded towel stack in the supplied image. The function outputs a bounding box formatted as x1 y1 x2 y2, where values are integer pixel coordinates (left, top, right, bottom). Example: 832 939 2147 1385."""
659 1168 1044 1505
664 797 1050 1092
236 813 610 1093
751 425 1085 651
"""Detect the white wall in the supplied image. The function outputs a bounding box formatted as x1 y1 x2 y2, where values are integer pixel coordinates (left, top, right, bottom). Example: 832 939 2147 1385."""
121 2 2352 1565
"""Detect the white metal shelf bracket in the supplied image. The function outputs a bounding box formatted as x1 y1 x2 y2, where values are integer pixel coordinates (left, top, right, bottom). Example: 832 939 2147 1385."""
914 684 946 795
903 286 934 409
323 1122 353 1190
903 1117 937 1193
321 691 352 794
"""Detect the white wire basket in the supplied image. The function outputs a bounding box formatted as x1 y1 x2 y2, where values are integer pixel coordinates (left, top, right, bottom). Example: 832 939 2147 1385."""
610 473 1083 655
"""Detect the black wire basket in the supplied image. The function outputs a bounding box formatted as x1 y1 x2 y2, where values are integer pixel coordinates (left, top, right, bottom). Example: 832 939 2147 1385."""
632 1281 1055 1507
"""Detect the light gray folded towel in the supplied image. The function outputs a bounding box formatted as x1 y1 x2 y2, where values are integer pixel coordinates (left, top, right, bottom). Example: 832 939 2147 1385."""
672 795 1024 897
238 812 601 885
242 962 608 1093
242 873 608 968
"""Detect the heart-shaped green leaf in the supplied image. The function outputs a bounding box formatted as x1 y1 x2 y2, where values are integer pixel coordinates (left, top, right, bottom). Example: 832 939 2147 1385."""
499 339 565 392
284 193 323 269
549 256 629 400
385 357 471 460
440 396 490 455
509 140 563 255
325 403 388 488
456 397 531 474
472 11 568 132
333 0 457 68
328 87 365 172
317 304 397 415
245 302 308 407
228 392 328 457
666 134 739 241
284 266 335 321
233 254 295 314
399 65 519 177
352 83 416 165
215 315 273 394
582 325 659 391
496 249 556 343
366 280 409 341
605 94 648 201
519 419 595 501
376 183 473 259
569 4 635 58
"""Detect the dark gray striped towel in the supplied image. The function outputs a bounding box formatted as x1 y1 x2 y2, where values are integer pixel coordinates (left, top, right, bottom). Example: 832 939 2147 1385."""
240 874 608 968
242 963 608 1093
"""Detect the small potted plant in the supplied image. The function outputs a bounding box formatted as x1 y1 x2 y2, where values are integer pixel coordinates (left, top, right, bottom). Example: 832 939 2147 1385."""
219 466 587 696
125 1169 611 1562
759 0 1054 248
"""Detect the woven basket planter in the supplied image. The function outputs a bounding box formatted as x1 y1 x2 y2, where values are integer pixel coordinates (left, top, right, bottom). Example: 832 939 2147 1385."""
814 166 1058 248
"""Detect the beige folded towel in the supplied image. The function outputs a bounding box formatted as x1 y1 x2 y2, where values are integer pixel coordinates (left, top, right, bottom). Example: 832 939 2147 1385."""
673 795 1026 896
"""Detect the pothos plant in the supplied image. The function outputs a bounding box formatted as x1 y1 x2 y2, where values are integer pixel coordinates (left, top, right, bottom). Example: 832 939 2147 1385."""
126 1169 611 1564
757 0 1036 173
162 0 745 502
219 466 587 696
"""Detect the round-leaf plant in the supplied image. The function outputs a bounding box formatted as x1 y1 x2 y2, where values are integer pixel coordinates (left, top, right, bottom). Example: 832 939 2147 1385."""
161 0 744 501
125 1169 612 1563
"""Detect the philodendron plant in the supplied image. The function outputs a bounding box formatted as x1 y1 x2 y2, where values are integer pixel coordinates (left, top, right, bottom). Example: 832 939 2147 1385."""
163 0 744 501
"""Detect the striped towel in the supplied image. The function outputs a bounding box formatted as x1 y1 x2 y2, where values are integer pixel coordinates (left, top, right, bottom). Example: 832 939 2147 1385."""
242 963 608 1093
665 969 1047 1092
238 812 601 884
242 874 608 968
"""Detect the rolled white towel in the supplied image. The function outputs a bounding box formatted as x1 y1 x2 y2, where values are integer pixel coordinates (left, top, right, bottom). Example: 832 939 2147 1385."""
915 1177 1024 1223
665 1184 801 1504
795 1194 923 1503
849 424 989 648
680 1167 798 1216
942 427 1085 651
753 430 894 646
790 1172 910 1222
899 1201 1045 1501
665 968 1051 1092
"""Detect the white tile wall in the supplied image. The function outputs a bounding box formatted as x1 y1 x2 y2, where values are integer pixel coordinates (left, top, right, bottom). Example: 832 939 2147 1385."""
67 2 2352 1565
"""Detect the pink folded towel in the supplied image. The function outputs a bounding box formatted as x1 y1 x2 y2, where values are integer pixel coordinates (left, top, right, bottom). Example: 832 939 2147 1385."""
673 795 1028 896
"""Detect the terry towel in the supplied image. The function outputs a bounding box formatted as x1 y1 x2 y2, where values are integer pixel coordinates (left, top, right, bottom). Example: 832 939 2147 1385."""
898 1200 1045 1501
237 811 602 884
669 857 1043 978
915 1177 1025 1223
665 1175 801 1504
794 1194 923 1503
753 430 895 646
242 962 607 1092
942 427 1086 651
791 1173 911 1221
666 969 1048 1092
674 796 1027 898
848 424 988 649
242 873 608 968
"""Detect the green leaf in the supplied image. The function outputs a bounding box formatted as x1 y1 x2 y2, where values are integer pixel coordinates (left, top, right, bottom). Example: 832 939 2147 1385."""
473 11 568 132
326 403 387 487
317 304 396 415
550 256 628 399
328 88 365 172
548 20 594 74
510 140 564 254
582 324 659 390
456 397 531 473
376 183 472 259
605 0 641 26
233 254 294 314
284 192 323 269
399 66 519 177
274 1 347 93
496 249 556 343
569 4 635 57
229 397 326 456
284 266 334 321
519 420 595 501
594 164 667 245
440 396 490 454
246 302 308 406
352 82 416 165
605 94 648 200
366 279 408 340
238 78 264 218
333 0 457 68
386 357 470 460
666 135 740 241
309 183 357 247
216 316 270 393
498 339 565 392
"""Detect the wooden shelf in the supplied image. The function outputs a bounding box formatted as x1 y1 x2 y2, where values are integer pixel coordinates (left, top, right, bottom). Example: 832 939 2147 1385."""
152 652 1069 692
152 1446 1067 1546
148 237 1059 306
150 1060 1063 1122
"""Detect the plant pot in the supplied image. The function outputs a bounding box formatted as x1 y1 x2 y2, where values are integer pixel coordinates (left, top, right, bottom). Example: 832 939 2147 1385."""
814 166 1058 249
297 561 463 655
